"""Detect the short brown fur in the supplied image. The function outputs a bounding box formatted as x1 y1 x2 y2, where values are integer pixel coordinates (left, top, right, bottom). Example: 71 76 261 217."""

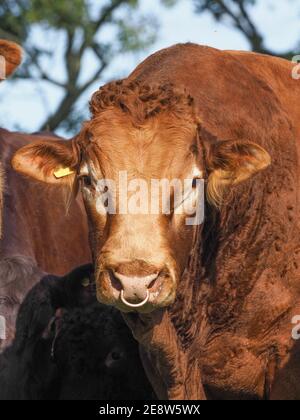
11 43 300 400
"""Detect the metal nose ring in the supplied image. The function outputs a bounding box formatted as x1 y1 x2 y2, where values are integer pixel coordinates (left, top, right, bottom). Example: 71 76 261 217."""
120 290 150 308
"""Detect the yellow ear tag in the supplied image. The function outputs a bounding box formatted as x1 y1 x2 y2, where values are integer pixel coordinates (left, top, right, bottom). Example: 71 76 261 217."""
54 167 74 179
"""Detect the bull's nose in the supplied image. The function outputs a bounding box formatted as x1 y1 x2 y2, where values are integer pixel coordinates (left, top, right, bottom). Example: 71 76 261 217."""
111 271 159 306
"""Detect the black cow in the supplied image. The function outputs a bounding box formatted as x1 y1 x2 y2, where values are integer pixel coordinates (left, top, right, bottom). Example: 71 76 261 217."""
0 265 154 400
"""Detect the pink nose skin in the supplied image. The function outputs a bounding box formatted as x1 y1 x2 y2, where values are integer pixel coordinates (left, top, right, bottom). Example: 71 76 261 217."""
112 272 159 306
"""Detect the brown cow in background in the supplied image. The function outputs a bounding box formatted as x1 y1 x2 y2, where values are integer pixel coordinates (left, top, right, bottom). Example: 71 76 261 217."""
0 40 22 238
0 40 154 403
0 129 91 273
0 40 91 351
12 43 300 400
0 130 92 350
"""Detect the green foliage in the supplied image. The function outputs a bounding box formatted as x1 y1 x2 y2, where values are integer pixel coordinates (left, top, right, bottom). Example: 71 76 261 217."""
161 0 179 6
117 15 159 52
193 0 298 58
0 0 175 133
27 0 88 29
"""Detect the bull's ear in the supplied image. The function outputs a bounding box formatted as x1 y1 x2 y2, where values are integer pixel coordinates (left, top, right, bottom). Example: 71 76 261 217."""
207 140 271 206
12 140 78 185
0 40 22 78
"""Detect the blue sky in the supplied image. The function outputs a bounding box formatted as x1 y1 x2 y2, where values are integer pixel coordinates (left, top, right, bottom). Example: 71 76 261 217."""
0 0 299 135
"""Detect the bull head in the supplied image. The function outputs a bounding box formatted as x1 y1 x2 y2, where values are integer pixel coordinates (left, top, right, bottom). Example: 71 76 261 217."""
12 82 271 313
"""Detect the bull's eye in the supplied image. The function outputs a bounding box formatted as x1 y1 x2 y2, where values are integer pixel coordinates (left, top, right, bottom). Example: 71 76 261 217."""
105 347 125 368
81 175 92 188
173 177 202 218
192 178 201 188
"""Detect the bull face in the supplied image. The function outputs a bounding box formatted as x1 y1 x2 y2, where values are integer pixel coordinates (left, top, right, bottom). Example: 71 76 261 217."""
11 82 271 313
77 112 204 313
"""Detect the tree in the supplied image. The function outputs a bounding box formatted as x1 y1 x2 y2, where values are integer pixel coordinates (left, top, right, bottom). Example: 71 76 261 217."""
193 0 298 59
0 0 172 133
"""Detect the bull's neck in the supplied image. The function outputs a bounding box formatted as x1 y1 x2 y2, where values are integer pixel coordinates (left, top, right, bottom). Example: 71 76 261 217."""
171 194 271 340
123 164 298 399
168 178 287 347
122 309 205 400
179 168 298 338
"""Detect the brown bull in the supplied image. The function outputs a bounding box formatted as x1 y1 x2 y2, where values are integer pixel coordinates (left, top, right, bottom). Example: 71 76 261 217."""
0 40 91 350
1 129 90 272
12 43 300 400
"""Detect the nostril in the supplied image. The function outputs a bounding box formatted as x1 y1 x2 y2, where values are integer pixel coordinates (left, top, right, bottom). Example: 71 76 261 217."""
148 277 158 291
108 270 161 303
108 270 123 292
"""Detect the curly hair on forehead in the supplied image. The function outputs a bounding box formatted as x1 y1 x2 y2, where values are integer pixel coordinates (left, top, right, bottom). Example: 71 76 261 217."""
89 80 196 124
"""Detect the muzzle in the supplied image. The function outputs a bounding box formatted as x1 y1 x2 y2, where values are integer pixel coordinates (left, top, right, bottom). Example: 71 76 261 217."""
120 289 150 309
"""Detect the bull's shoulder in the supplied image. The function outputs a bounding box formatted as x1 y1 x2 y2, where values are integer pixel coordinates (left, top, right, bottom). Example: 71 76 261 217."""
129 43 296 89
225 49 296 87
128 42 219 80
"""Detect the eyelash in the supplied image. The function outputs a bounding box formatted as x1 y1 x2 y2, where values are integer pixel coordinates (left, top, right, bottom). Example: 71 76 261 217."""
80 175 92 187
169 178 201 213
79 176 201 195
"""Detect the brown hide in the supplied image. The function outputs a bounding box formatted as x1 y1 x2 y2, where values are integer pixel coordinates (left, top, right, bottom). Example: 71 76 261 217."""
121 45 300 399
0 39 91 352
11 44 300 399
0 130 91 351
0 129 91 273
